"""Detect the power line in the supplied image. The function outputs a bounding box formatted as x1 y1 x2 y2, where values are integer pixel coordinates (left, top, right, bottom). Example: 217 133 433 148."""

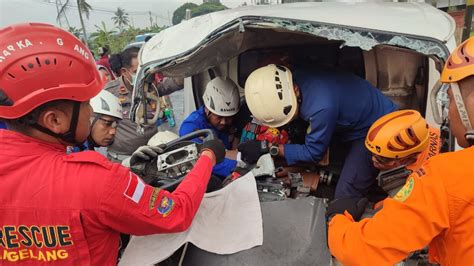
31 0 170 23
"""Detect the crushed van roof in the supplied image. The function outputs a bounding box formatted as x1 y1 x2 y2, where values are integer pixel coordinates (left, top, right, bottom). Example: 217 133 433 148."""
141 2 454 66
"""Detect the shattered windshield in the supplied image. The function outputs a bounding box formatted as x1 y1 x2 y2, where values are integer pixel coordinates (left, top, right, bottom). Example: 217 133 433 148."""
266 18 449 59
146 16 449 77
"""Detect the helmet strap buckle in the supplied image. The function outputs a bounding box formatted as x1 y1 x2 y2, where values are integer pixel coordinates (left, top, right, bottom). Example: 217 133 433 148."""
465 131 474 147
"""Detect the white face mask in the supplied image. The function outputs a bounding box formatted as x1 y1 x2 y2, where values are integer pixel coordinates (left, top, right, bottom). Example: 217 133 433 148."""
130 73 137 86
125 70 137 87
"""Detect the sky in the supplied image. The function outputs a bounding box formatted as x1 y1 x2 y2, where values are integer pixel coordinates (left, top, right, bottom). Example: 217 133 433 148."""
0 0 246 31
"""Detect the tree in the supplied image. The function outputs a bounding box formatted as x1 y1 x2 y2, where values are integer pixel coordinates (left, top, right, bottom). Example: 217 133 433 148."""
58 0 92 45
90 22 116 47
172 2 228 25
147 24 163 33
112 7 130 33
192 2 227 17
172 3 198 25
67 26 82 38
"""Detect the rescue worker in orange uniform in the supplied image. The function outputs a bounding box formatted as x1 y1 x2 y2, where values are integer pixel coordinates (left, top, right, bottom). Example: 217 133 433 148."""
366 109 440 175
326 37 474 265
0 23 225 265
364 110 441 205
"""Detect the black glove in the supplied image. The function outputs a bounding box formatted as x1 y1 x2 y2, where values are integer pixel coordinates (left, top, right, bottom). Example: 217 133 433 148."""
237 140 269 164
326 197 369 222
129 144 166 167
200 139 226 164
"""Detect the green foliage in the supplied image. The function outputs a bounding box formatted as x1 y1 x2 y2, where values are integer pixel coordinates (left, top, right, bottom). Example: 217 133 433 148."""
63 4 166 55
172 2 228 25
89 22 116 47
147 24 164 33
172 3 199 25
89 23 163 55
192 2 227 17
67 26 82 38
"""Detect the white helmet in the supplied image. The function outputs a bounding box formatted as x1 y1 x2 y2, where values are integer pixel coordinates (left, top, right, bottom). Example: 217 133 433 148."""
245 64 297 128
203 77 240 117
90 90 123 119
147 130 179 146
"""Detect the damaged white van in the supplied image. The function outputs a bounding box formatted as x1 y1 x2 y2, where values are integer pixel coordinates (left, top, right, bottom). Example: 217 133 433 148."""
124 2 456 265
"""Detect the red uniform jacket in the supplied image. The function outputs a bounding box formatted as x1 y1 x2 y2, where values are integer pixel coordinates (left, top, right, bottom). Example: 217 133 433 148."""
0 130 213 265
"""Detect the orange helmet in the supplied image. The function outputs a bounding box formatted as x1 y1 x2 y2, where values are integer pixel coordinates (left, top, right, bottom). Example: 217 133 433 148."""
440 37 474 146
440 37 474 82
365 110 429 159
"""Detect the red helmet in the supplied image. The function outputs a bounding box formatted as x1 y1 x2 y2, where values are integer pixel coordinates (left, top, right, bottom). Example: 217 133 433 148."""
0 23 104 119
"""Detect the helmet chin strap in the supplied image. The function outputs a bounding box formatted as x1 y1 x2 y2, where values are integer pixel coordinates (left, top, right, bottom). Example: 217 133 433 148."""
450 82 474 146
31 102 83 145
87 114 100 148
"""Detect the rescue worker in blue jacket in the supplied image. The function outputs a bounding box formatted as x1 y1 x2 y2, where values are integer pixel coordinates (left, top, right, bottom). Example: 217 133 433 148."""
244 64 397 198
180 77 240 179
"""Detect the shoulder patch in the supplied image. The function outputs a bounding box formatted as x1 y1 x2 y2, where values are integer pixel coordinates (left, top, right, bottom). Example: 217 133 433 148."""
157 196 174 217
63 151 112 169
393 177 415 202
149 188 161 210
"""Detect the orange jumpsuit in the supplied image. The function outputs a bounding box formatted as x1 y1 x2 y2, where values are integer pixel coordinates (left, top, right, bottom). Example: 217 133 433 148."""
329 146 474 265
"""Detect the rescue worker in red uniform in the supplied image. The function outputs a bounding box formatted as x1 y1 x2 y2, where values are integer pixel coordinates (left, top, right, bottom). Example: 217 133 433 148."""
326 37 474 265
0 23 225 265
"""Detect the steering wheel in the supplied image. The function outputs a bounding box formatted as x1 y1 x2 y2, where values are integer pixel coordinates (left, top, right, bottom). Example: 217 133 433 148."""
142 129 222 192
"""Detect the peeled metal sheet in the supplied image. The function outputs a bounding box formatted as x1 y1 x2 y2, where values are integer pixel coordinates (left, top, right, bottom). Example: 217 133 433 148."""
119 173 262 265
181 197 331 266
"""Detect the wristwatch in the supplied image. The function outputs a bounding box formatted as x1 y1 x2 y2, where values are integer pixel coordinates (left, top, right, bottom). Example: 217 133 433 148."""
269 145 279 156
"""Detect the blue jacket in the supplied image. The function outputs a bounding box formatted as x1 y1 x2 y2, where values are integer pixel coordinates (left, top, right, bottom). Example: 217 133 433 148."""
179 106 237 178
284 68 397 165
67 141 91 154
67 141 108 157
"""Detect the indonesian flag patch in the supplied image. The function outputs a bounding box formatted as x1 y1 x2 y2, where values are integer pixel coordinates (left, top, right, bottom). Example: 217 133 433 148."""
124 173 145 203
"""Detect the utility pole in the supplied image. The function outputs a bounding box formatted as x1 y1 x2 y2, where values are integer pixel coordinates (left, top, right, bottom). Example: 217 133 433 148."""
185 9 192 20
55 0 70 28
55 0 62 28
168 11 171 25
462 0 474 41
149 11 153 28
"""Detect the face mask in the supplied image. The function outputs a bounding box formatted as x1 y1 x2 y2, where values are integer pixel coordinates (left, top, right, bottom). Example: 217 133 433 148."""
130 73 137 86
126 70 137 87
